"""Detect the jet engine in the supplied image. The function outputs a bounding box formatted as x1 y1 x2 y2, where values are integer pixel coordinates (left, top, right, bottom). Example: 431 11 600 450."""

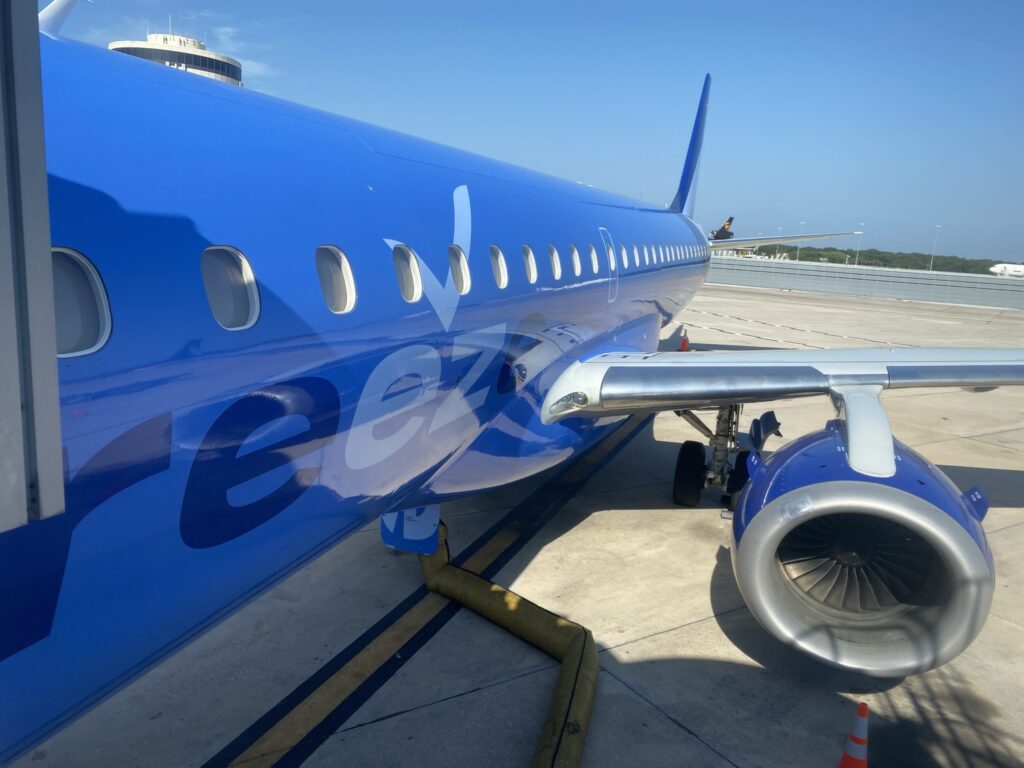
731 421 993 677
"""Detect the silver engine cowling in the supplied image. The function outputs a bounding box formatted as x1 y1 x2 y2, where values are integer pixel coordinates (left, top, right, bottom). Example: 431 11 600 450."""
731 422 994 678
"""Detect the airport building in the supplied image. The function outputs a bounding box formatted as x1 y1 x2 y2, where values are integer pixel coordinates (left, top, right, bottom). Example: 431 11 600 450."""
108 33 242 87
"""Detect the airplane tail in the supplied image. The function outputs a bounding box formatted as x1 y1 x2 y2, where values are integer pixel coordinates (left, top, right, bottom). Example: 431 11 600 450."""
668 74 711 215
711 216 734 240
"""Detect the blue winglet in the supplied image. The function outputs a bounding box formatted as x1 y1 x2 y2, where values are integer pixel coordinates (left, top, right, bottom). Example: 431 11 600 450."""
669 74 711 215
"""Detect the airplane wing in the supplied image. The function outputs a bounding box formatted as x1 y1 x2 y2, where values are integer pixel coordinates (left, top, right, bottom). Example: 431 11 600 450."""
541 348 1024 475
708 231 861 251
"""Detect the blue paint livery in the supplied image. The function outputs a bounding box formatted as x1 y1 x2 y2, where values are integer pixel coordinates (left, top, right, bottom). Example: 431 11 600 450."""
1 35 711 758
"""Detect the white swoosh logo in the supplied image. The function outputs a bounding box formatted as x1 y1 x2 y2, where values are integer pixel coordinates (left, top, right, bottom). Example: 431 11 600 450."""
384 184 470 332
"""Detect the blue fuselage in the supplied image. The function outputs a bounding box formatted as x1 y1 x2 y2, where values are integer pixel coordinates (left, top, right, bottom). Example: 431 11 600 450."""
0 35 710 758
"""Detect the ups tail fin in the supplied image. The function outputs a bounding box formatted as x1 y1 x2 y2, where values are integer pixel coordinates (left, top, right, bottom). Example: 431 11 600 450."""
668 74 711 215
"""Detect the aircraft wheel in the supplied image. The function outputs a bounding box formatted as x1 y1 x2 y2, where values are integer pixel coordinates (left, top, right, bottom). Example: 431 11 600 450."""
673 441 706 507
725 451 751 512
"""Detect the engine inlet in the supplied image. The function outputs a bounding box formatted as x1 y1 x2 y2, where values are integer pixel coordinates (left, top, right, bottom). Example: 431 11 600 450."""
777 513 944 614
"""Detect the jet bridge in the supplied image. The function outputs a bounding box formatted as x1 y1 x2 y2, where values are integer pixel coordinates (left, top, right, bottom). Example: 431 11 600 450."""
0 2 64 531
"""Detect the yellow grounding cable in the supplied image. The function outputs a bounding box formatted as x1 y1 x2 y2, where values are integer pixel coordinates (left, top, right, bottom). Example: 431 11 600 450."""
418 523 598 768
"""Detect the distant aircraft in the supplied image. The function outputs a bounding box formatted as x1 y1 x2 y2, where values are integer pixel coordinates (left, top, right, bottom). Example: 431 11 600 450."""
4 2 1023 760
990 263 1024 277
710 216 735 240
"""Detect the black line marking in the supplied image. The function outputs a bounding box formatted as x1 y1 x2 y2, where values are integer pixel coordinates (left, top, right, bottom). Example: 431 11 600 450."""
204 416 650 767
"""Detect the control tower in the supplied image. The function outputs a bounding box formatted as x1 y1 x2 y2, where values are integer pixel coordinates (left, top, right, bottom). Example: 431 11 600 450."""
108 33 242 87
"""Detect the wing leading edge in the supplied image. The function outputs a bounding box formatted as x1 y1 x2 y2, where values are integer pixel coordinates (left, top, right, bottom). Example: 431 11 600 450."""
708 231 863 251
542 347 1024 477
542 348 1024 423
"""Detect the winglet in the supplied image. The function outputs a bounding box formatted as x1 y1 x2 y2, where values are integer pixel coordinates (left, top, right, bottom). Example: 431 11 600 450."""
669 74 711 215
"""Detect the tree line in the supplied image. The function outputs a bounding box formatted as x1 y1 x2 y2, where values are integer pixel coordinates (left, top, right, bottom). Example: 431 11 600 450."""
758 246 1008 275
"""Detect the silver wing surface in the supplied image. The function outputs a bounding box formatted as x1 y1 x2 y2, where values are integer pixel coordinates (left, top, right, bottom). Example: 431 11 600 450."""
709 231 861 251
542 348 1024 477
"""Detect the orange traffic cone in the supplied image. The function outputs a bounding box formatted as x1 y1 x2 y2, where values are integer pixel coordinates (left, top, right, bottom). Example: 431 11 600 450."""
838 701 869 767
679 331 690 351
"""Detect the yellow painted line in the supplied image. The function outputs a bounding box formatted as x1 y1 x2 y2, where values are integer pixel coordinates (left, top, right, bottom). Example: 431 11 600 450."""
226 417 644 767
230 592 449 767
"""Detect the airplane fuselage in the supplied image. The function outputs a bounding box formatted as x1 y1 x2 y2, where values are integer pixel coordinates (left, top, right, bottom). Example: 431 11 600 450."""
1 35 710 758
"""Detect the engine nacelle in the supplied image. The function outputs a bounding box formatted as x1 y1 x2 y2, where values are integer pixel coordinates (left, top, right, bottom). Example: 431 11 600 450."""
731 420 993 677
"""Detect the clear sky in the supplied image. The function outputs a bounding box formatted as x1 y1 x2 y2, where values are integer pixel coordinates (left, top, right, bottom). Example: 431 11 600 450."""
48 0 1024 261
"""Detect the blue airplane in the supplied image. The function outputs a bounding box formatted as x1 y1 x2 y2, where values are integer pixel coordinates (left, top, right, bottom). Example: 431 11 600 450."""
3 3 1023 760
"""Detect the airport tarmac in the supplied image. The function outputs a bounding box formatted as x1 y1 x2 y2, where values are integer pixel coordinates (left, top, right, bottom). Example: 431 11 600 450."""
13 285 1024 768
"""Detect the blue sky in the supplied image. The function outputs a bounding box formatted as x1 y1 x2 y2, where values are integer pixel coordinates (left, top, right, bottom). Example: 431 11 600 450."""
49 0 1024 260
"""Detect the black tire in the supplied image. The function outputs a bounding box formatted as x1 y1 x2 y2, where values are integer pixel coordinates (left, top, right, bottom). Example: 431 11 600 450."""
726 451 751 512
673 441 706 507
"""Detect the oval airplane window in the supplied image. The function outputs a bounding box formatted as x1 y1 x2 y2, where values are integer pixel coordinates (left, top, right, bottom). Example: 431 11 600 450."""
549 245 563 280
590 245 600 274
392 244 423 302
448 245 471 296
620 245 628 269
607 245 616 271
643 245 650 265
522 246 538 284
632 245 640 267
52 248 111 356
570 245 582 277
315 245 357 314
490 245 509 289
200 246 260 330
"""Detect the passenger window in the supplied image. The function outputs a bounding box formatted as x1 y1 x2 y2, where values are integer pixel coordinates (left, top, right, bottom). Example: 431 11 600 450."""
590 245 600 274
570 245 582 277
200 246 260 330
315 245 357 314
392 244 423 302
642 245 649 265
448 245 471 296
632 245 640 267
607 245 616 271
620 245 628 269
490 245 509 289
52 247 111 356
523 246 538 284
549 245 563 280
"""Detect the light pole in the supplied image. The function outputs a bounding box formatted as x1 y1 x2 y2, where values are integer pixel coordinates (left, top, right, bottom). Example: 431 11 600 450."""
854 223 864 265
929 224 942 271
795 221 806 261
774 226 782 258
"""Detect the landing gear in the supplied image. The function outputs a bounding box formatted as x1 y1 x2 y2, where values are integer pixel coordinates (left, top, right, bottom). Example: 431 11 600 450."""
674 405 768 513
673 441 706 506
724 451 751 512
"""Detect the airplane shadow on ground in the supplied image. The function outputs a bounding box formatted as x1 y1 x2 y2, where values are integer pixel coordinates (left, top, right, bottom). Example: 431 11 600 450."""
937 465 1024 510
501 425 1024 767
703 547 1023 767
